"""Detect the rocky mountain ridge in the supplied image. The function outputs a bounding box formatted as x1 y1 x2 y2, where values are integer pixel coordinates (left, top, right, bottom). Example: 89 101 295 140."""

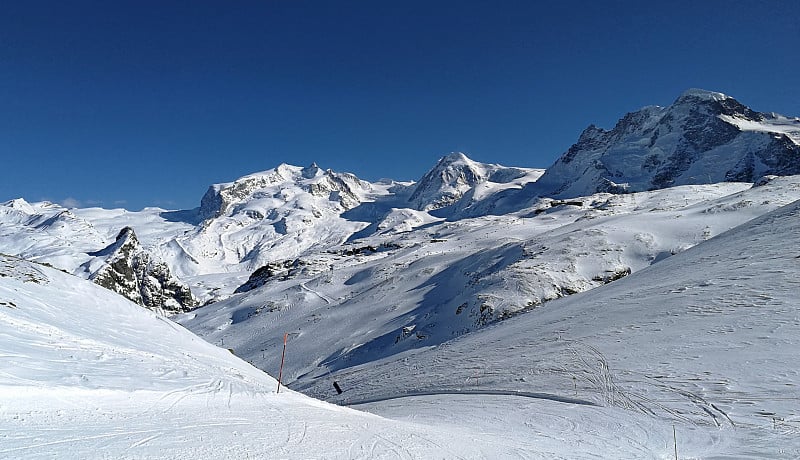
533 88 800 198
2 88 799 322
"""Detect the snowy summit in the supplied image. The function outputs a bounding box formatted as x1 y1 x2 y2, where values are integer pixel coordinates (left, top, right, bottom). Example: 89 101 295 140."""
533 88 800 198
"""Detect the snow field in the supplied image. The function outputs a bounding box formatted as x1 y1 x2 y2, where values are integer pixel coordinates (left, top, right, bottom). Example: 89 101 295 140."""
300 199 800 458
4 254 690 459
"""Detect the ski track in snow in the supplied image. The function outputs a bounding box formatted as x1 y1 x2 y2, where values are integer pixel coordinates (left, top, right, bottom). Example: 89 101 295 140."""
346 388 596 407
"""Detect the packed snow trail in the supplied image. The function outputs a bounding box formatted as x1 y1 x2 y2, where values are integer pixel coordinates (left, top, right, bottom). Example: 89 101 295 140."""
0 254 687 458
344 389 596 407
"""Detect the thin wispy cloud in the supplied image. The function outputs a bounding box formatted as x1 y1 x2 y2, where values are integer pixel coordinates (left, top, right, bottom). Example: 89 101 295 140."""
60 197 82 208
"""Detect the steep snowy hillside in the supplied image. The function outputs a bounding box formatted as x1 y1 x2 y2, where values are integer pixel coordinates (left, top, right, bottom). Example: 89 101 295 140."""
298 198 800 459
0 254 683 458
176 176 800 389
534 88 800 198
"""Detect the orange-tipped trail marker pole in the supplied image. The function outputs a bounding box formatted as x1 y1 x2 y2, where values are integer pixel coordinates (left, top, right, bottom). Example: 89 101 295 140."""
277 333 288 394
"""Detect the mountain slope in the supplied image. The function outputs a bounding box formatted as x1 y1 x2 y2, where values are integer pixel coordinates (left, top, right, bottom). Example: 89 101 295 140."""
176 175 800 388
297 198 800 459
534 88 800 198
1 253 692 459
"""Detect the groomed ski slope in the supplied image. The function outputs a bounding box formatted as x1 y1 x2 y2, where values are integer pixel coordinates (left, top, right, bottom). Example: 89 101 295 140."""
0 254 680 459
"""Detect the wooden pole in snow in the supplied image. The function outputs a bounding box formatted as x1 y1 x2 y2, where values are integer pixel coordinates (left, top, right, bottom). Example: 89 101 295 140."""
277 333 288 393
673 425 678 460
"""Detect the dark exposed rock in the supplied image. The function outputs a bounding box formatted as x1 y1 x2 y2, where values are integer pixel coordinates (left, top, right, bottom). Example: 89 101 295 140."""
234 259 305 293
87 227 196 315
592 267 631 284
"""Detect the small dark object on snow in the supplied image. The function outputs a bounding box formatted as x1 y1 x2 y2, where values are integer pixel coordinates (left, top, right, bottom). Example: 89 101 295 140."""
333 381 343 395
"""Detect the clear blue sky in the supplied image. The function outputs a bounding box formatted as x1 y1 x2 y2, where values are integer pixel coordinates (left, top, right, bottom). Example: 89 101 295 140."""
2 1 798 210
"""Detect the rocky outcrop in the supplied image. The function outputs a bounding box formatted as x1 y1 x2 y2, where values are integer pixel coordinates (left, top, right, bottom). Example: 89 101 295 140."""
87 227 196 315
233 259 306 293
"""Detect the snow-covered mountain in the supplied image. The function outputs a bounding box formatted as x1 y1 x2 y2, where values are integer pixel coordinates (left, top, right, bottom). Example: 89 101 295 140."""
180 164 377 275
3 88 800 458
406 152 543 212
0 156 542 305
7 196 798 458
297 197 800 459
534 88 800 198
176 175 800 386
1 89 799 315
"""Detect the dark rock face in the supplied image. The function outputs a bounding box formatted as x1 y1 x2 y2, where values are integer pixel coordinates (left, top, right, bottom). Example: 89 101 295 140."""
234 259 305 293
534 89 800 199
304 171 363 210
88 227 196 315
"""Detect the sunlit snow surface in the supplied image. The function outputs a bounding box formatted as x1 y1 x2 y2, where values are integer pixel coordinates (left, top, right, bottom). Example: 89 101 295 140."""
302 198 800 459
1 198 800 457
2 171 800 457
0 254 696 459
3 197 800 457
719 114 800 144
177 178 800 386
0 255 614 459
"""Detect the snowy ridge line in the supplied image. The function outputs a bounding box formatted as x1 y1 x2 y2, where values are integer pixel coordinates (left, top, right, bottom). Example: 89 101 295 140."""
343 388 597 407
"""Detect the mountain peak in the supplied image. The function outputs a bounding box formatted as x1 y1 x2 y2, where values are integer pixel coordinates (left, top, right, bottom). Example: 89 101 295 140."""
675 88 730 103
2 198 35 214
440 152 472 164
116 226 138 243
406 153 541 214
534 89 800 198
407 153 487 211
